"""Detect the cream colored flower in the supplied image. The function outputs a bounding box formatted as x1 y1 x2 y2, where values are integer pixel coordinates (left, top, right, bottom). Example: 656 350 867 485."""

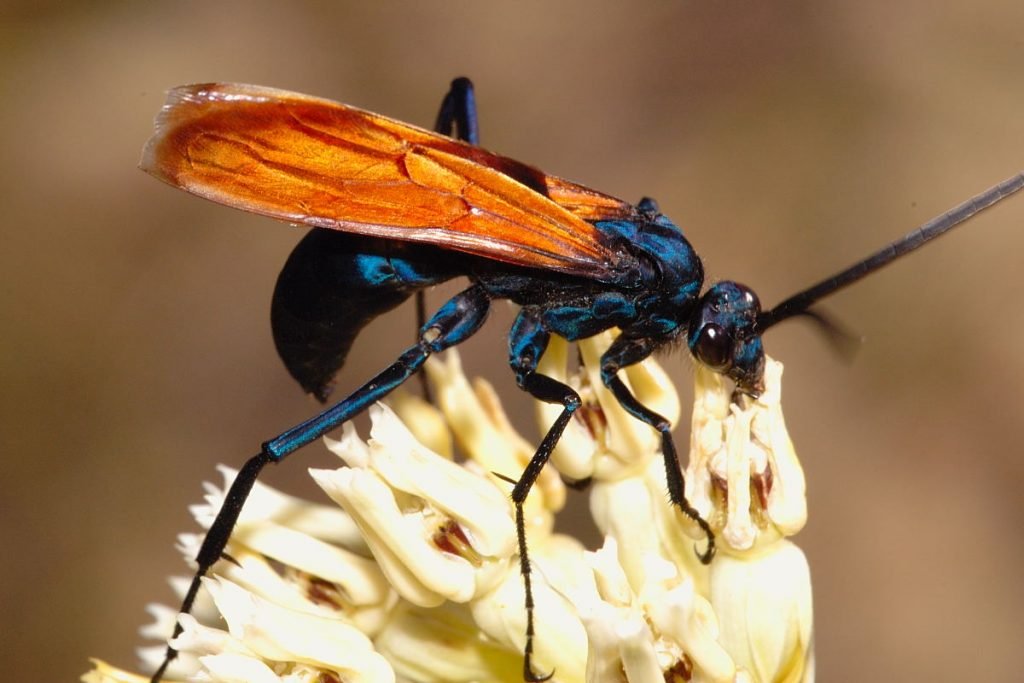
685 359 807 551
572 344 813 682
469 533 591 681
567 536 737 683
374 601 523 682
683 357 814 682
708 543 813 683
82 660 150 683
174 576 395 682
190 464 367 551
88 342 812 683
317 403 517 607
422 350 565 534
535 331 680 483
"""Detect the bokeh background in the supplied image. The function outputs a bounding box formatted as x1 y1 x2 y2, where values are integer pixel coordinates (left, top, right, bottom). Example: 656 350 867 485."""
3 2 1023 681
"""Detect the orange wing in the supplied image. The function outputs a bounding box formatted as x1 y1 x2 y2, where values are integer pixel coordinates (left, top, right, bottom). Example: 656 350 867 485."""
543 176 639 223
141 83 636 278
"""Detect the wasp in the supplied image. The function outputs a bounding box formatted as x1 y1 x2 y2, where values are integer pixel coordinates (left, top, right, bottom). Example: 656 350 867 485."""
141 77 1022 681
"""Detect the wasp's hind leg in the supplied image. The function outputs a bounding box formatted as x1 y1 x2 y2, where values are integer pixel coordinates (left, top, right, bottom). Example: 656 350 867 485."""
150 284 493 683
435 76 479 144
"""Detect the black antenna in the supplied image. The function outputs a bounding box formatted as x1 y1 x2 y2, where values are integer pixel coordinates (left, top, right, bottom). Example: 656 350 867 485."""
759 172 1024 330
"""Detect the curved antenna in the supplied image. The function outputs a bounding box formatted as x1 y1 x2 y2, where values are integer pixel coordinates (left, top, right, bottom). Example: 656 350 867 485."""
759 172 1024 330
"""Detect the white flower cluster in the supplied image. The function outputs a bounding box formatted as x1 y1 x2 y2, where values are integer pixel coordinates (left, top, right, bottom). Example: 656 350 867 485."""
85 330 812 683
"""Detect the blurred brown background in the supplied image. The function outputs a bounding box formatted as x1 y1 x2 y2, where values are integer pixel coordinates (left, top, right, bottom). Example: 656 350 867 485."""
2 2 1023 681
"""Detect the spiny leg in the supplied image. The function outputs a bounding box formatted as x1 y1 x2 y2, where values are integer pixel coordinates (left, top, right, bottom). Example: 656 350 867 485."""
600 334 715 563
507 309 582 682
150 285 492 683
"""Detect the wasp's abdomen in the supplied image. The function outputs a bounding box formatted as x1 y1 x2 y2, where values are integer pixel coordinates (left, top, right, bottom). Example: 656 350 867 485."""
270 229 462 400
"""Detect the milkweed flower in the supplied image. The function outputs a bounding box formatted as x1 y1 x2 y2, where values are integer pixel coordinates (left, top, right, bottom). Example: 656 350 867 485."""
86 332 812 683
684 360 813 682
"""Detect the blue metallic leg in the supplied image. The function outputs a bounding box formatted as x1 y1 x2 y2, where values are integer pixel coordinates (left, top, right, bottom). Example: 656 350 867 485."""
434 76 480 145
150 285 492 683
265 283 491 457
506 309 582 682
600 335 716 563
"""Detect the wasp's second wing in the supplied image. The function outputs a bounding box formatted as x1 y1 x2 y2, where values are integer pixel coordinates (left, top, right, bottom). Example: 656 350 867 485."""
542 176 641 223
142 83 634 280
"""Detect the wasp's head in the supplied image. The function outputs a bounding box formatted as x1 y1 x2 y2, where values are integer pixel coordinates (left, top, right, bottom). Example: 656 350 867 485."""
688 281 765 396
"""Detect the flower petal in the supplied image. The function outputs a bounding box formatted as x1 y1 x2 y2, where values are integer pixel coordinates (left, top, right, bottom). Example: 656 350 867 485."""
471 551 590 682
536 332 676 483
312 466 478 606
686 357 807 552
203 577 395 683
190 466 366 552
195 653 283 683
81 660 151 683
376 602 523 682
425 350 565 527
229 522 390 607
709 541 814 683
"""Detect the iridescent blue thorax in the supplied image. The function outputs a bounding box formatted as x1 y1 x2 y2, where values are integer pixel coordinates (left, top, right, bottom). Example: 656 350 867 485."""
469 212 704 345
590 214 704 336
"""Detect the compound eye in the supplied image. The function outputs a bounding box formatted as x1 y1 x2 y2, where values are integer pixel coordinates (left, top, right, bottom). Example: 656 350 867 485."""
693 323 733 370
